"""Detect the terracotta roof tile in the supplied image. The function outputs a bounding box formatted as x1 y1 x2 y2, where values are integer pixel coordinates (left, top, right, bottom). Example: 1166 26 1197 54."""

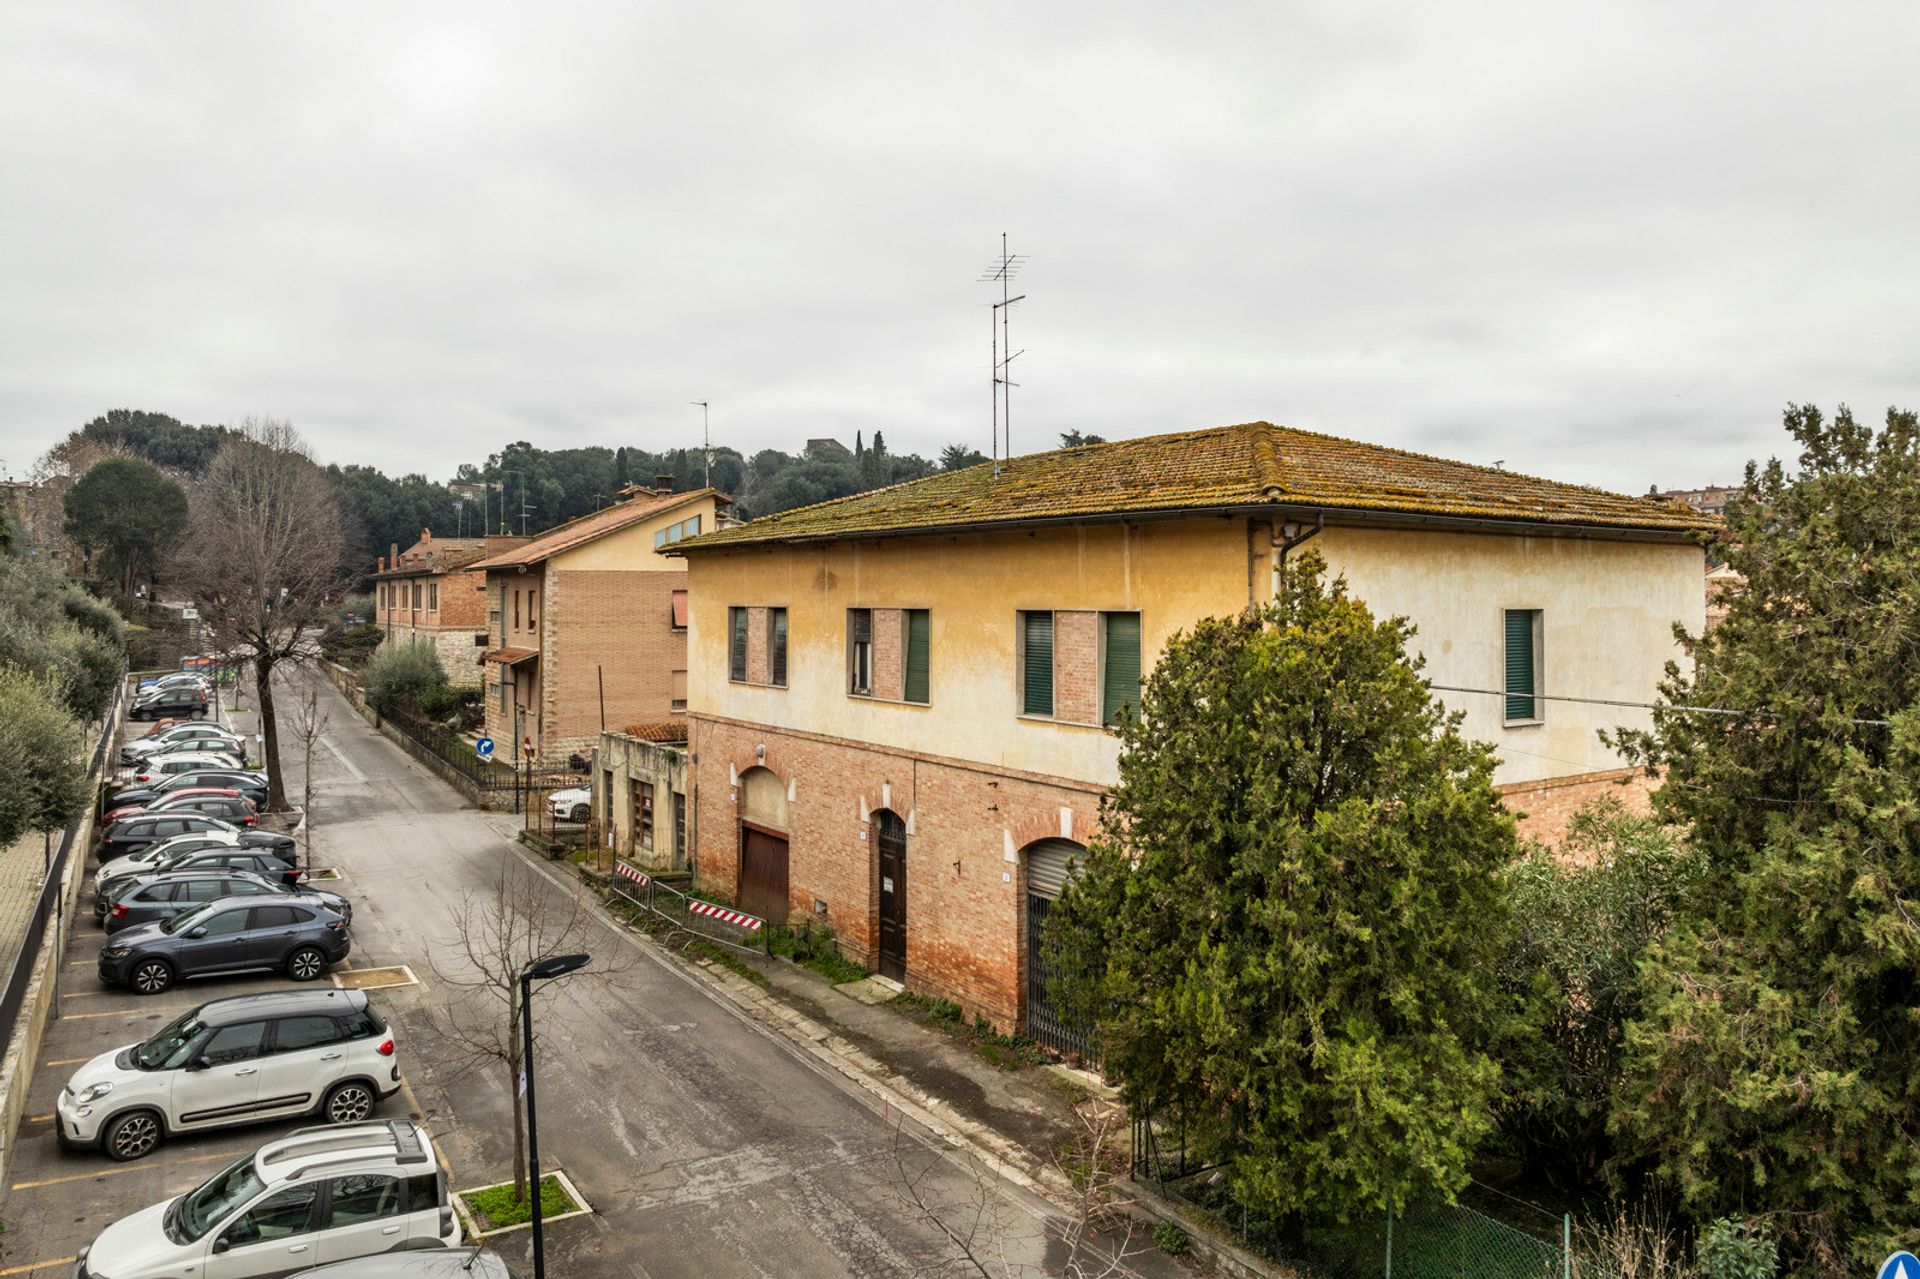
470 489 727 570
679 422 1718 550
620 721 689 744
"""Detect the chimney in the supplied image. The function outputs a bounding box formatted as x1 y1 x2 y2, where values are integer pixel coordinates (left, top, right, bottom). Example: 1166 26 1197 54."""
655 474 674 494
422 528 432 544
377 556 386 573
390 542 400 567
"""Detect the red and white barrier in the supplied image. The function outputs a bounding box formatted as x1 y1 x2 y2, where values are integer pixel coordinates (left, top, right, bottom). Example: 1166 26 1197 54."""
689 899 764 931
614 862 649 887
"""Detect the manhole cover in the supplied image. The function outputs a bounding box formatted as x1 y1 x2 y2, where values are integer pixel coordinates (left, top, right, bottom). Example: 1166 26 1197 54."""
334 965 419 991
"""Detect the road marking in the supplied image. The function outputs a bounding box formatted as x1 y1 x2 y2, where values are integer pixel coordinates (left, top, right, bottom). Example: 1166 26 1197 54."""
0 1254 78 1275
11 1145 247 1190
61 1003 195 1021
320 733 369 783
44 1057 92 1067
24 1113 52 1123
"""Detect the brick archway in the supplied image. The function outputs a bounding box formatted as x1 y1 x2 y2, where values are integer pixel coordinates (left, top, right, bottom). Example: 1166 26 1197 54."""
1005 804 1099 854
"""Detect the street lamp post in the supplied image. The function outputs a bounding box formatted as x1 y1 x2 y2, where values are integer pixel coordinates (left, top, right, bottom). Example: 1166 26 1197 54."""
518 952 590 1279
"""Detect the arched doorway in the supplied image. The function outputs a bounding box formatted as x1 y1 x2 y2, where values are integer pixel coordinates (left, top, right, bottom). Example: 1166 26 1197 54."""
737 767 790 925
874 810 908 982
1024 839 1089 1057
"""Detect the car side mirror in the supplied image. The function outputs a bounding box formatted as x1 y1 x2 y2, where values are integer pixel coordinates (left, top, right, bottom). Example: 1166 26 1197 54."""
186 1056 212 1072
187 927 208 939
212 1237 231 1254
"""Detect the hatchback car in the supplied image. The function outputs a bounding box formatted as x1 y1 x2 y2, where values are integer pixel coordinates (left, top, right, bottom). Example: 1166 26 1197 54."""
122 724 246 765
104 869 350 934
99 897 351 994
294 1249 518 1277
75 1120 458 1277
109 769 269 812
129 750 246 785
56 990 399 1160
94 831 294 892
99 852 303 922
97 813 237 862
128 687 210 721
103 787 250 825
549 786 592 822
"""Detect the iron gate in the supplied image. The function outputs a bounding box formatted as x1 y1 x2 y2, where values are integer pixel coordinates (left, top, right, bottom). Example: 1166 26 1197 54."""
1025 891 1093 1058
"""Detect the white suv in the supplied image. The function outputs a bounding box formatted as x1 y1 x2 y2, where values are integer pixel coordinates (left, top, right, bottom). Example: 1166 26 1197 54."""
58 989 400 1161
129 751 248 785
77 1120 460 1279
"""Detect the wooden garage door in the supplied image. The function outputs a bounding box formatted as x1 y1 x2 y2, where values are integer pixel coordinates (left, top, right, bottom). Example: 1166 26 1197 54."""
738 825 790 926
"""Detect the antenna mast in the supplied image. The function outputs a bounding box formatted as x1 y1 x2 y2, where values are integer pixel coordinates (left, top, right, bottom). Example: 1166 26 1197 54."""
978 235 1027 473
691 401 711 487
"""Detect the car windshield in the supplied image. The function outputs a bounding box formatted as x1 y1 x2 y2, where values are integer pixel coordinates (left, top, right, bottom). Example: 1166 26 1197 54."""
170 1155 264 1243
135 1010 208 1070
160 902 220 935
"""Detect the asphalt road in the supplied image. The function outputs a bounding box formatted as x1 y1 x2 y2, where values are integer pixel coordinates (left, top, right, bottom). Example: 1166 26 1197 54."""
0 673 1114 1278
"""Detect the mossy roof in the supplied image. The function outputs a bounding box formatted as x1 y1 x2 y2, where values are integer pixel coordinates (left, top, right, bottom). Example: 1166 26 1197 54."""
677 421 1718 551
470 488 725 570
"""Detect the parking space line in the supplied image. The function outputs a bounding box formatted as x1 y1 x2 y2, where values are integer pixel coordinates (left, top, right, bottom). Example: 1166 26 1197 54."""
60 1004 195 1021
0 1254 78 1275
44 1057 91 1067
11 1145 246 1190
25 1113 52 1123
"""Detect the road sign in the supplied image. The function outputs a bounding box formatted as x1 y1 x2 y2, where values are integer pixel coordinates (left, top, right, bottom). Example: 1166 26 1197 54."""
475 737 495 760
180 607 199 620
1879 1252 1920 1279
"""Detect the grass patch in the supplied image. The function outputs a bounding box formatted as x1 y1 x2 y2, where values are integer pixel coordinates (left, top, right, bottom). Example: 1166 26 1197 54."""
460 1174 578 1231
767 924 868 984
894 993 1051 1071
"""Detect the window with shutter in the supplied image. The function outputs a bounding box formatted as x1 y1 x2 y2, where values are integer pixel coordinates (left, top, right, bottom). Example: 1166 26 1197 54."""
769 609 788 687
1504 609 1541 721
849 609 873 695
1101 612 1141 726
1021 612 1054 717
904 610 930 704
729 607 748 682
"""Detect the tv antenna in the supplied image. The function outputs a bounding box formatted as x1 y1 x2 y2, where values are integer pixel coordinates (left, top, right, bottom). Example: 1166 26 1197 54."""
978 234 1027 472
691 401 711 487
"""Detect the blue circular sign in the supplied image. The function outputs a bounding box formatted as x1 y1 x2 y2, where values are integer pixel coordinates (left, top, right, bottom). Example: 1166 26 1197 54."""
475 737 496 759
1879 1252 1920 1279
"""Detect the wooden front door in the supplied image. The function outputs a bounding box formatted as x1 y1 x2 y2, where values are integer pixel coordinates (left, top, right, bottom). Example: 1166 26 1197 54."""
738 824 790 925
876 810 907 982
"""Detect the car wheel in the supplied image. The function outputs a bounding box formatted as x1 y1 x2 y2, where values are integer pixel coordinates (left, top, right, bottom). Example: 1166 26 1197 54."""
130 959 174 995
286 946 328 981
102 1110 164 1161
323 1081 376 1124
569 804 589 822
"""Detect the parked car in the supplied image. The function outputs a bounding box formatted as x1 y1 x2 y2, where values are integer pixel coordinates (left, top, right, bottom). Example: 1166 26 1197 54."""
549 786 592 822
128 687 210 721
121 724 245 765
129 750 246 785
295 1250 518 1278
109 769 268 811
103 787 249 825
74 1119 456 1277
98 896 351 994
55 989 398 1160
103 868 348 933
94 831 294 893
96 814 238 862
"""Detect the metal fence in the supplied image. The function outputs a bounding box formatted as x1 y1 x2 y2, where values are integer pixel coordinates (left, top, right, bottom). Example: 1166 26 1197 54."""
1131 1102 1620 1279
609 860 770 955
0 675 125 1052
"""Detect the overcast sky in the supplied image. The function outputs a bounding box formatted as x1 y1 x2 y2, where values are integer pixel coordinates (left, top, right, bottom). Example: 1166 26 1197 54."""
4 2 1916 492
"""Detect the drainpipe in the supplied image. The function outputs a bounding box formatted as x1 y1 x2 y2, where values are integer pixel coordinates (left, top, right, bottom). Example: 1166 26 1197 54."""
1269 514 1324 601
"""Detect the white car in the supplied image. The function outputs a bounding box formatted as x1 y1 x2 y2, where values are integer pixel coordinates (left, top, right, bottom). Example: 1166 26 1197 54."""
549 786 592 822
129 751 248 785
77 1120 459 1278
58 989 400 1160
95 831 257 890
122 725 247 766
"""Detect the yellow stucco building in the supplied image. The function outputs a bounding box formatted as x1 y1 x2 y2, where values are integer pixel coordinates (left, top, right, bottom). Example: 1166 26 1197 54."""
674 422 1714 1041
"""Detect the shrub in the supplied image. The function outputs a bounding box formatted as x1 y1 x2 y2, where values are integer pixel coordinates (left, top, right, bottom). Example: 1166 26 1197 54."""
1693 1219 1777 1279
1152 1222 1191 1257
361 641 449 717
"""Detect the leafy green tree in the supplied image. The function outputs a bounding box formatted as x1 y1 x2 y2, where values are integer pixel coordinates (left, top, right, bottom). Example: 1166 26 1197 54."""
1611 404 1920 1273
1058 430 1108 448
362 640 450 717
62 457 188 595
939 444 988 471
1046 552 1519 1223
0 557 123 721
80 409 232 474
0 665 91 848
1494 799 1705 1192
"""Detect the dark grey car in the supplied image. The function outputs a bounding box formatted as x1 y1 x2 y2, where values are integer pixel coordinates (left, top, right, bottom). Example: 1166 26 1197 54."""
103 869 350 934
96 847 302 920
98 898 351 995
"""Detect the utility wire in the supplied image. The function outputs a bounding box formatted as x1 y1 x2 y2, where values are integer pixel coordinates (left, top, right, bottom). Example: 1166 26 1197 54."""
1426 683 1892 728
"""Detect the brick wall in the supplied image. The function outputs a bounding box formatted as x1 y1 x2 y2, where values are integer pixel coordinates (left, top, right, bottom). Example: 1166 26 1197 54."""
690 714 1103 1030
378 628 489 688
1053 610 1099 725
744 606 770 686
1495 767 1655 852
871 608 904 701
540 569 687 757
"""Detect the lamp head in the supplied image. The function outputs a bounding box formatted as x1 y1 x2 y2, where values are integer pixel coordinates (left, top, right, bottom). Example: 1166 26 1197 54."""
524 953 591 981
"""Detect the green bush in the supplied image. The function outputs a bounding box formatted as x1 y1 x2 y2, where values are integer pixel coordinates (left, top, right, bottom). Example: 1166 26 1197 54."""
0 665 90 846
361 641 449 717
320 621 383 671
1152 1222 1192 1256
1693 1219 1777 1279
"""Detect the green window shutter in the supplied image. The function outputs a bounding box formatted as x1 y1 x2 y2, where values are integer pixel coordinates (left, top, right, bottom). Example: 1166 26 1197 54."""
904 610 930 704
770 609 788 686
729 608 748 682
1101 612 1142 726
1504 609 1537 720
1022 612 1054 716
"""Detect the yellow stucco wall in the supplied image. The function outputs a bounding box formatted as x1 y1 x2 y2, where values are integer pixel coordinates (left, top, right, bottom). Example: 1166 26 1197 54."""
686 515 1703 788
548 494 720 572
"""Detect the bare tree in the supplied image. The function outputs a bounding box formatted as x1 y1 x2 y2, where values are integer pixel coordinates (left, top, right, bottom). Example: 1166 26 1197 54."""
282 676 330 873
429 860 629 1203
168 418 348 810
888 1099 1146 1279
